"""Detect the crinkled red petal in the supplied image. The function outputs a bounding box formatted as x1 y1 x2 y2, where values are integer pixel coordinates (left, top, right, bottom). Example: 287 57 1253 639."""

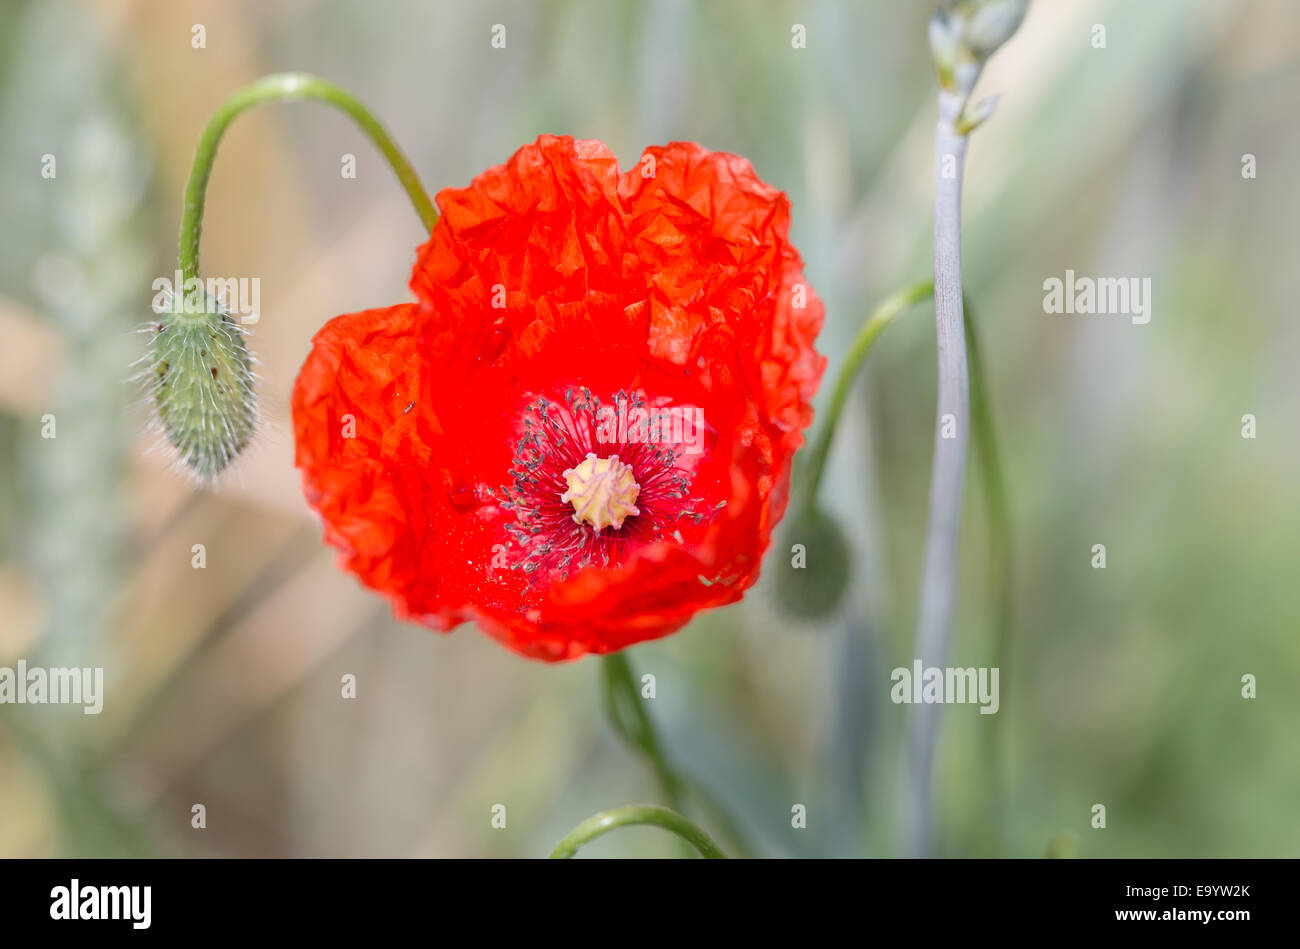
292 135 825 661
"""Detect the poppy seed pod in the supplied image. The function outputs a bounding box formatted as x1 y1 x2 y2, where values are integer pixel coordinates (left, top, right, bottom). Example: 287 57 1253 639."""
148 291 257 478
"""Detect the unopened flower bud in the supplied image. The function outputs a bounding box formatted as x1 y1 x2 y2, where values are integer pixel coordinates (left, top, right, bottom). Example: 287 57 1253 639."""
774 506 852 620
148 289 256 478
965 0 1030 57
930 0 1030 93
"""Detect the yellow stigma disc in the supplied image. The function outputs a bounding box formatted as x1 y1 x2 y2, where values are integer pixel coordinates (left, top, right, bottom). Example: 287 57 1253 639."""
560 452 641 532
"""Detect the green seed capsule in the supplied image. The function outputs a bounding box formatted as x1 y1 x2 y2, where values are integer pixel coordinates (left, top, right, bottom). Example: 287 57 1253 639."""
149 290 256 478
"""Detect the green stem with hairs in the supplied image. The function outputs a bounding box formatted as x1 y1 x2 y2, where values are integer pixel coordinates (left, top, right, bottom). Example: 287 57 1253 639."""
797 279 935 516
177 72 436 287
549 804 728 859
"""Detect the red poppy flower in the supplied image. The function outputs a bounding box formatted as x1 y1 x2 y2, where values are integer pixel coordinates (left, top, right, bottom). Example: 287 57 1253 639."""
291 135 824 661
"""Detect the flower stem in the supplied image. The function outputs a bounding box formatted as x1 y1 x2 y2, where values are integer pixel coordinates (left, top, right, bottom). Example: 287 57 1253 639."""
797 279 936 516
600 652 755 856
790 283 1013 856
549 804 728 859
906 89 972 859
177 72 437 287
601 652 685 810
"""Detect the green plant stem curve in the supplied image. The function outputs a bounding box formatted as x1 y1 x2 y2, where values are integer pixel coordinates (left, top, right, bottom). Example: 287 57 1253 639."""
549 804 728 859
178 72 437 287
797 279 935 515
600 652 755 856
601 652 685 810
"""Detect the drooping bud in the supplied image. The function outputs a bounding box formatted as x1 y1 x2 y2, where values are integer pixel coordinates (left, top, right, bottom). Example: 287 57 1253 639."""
773 506 852 620
147 288 256 478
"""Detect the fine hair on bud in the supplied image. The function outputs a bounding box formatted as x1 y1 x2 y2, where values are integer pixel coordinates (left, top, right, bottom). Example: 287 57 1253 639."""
146 288 257 478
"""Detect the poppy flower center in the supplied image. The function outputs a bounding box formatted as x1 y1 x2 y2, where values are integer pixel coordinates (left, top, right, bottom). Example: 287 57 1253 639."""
561 452 641 532
501 388 719 582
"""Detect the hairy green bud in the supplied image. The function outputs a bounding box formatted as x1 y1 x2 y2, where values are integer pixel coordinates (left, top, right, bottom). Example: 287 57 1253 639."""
146 290 256 478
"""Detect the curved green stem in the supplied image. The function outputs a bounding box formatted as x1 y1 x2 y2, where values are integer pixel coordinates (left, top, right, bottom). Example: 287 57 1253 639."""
601 652 685 809
797 279 935 515
178 72 436 287
600 652 755 857
549 804 728 859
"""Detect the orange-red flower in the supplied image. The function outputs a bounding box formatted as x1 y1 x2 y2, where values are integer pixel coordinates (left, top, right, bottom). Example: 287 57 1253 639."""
291 135 824 661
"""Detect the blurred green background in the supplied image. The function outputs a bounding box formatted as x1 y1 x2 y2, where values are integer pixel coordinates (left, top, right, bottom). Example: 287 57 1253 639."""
0 0 1296 858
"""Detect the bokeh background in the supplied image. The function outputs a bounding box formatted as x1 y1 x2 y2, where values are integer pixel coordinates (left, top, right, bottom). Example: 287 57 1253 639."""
0 0 1296 858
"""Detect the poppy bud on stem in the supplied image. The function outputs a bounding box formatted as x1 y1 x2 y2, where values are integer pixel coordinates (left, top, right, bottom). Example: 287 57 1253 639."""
795 279 937 518
149 290 257 478
780 280 935 620
155 73 437 478
907 0 1028 857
